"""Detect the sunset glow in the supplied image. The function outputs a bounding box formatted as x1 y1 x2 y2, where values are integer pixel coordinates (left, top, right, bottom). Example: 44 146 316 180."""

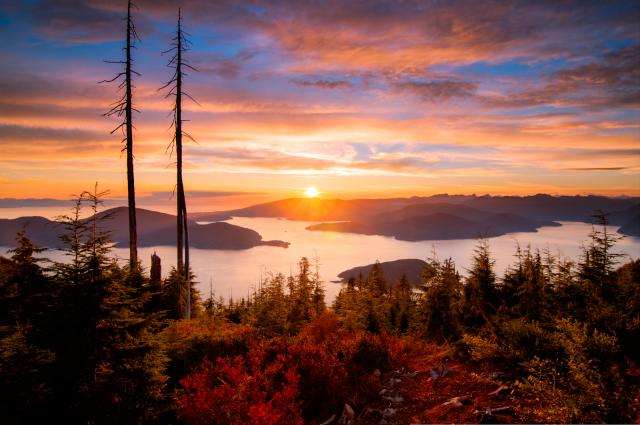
0 1 638 209
305 187 319 198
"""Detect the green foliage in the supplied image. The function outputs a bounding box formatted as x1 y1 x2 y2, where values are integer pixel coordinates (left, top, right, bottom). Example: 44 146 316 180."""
414 258 461 341
219 257 327 337
518 319 629 423
0 192 169 424
459 239 498 330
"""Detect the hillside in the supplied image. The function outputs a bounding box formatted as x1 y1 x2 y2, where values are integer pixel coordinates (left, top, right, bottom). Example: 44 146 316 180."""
0 207 289 250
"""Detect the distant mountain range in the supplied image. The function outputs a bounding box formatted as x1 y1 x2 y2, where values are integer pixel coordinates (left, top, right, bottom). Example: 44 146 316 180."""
2 195 638 250
0 207 289 250
193 194 640 240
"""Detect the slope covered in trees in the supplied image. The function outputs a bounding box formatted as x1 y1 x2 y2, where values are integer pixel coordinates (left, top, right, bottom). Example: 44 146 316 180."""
1 194 638 423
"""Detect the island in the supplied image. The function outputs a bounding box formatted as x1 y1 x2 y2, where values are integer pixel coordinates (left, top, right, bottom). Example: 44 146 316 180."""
337 258 429 287
0 207 289 250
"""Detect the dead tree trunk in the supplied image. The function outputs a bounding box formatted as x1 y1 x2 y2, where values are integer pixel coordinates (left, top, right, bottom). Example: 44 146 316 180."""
125 0 138 271
161 8 198 319
101 0 139 272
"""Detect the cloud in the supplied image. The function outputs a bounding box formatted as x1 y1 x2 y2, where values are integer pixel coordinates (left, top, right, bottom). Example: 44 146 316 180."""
391 79 477 102
484 44 640 109
291 78 353 90
1 1 638 197
564 167 634 171
14 0 125 43
136 190 264 202
0 198 73 208
195 50 257 79
0 124 106 143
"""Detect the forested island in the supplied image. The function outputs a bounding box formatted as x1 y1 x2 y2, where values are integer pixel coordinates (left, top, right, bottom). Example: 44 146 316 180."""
0 207 289 250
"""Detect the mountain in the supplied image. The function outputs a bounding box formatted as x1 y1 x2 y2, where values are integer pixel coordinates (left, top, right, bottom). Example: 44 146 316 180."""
0 216 64 248
193 194 638 241
337 259 428 286
307 211 557 241
191 197 431 222
461 194 637 222
607 204 640 237
0 207 289 250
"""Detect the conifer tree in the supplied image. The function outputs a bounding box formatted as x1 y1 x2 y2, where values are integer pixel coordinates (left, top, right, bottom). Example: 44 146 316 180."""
311 257 326 315
390 273 414 334
580 213 623 300
49 192 167 423
460 240 498 331
415 258 461 340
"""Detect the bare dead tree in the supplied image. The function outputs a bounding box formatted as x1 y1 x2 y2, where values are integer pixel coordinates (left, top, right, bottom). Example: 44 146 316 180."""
160 8 199 319
100 0 140 272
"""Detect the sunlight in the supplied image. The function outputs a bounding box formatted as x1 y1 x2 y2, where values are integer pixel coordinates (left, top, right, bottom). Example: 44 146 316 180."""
305 186 319 198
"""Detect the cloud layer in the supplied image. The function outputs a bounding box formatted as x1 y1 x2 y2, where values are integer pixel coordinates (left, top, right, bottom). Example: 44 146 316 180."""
0 0 638 203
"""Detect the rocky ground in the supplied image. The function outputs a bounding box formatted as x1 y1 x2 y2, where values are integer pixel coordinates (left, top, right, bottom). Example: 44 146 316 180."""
332 344 534 425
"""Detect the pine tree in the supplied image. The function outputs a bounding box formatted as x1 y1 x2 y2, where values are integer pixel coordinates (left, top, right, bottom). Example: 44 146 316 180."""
460 240 497 331
49 192 167 423
311 257 326 316
415 258 461 341
580 212 623 300
390 273 414 334
0 232 56 424
368 260 387 296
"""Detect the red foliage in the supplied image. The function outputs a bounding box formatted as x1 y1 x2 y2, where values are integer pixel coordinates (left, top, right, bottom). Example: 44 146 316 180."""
178 354 303 425
177 315 412 424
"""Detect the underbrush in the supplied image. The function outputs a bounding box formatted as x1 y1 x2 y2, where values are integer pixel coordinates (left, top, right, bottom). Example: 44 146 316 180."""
171 313 414 424
456 318 634 423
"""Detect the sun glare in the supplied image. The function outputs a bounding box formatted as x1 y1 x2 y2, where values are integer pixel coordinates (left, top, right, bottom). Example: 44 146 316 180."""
305 186 319 198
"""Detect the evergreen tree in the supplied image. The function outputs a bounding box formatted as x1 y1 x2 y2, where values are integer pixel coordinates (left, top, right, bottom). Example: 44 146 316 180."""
311 257 326 316
415 258 461 341
579 213 623 300
389 273 414 334
460 240 498 331
0 232 56 424
49 192 168 423
501 246 548 320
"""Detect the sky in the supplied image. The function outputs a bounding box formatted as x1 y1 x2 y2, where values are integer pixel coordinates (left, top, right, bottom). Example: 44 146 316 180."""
0 0 639 211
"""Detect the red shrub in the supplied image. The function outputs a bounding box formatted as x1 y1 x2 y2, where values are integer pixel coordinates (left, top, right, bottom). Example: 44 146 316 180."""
177 317 413 424
178 354 302 425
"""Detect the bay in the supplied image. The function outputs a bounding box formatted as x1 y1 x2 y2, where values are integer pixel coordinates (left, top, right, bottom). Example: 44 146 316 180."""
6 216 638 303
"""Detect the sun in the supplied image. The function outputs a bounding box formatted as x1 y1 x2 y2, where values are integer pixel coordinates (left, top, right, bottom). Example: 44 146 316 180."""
305 186 319 198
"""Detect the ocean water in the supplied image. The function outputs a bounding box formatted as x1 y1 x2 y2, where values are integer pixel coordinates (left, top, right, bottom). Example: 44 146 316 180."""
4 216 638 303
